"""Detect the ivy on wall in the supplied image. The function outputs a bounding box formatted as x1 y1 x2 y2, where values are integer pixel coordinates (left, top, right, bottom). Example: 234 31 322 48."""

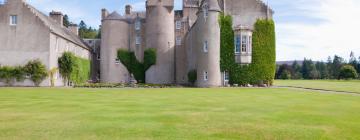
58 52 90 85
219 13 276 85
117 48 157 83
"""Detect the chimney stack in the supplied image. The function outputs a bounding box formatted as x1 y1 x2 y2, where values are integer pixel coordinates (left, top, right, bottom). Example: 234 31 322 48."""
49 11 64 27
101 8 109 20
125 5 132 15
68 23 79 36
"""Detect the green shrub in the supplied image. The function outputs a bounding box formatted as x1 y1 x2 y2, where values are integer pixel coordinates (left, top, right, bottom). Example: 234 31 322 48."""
219 13 276 86
0 66 15 85
24 60 48 86
280 70 292 80
187 70 197 85
117 48 156 83
58 52 91 85
339 65 358 80
13 66 26 82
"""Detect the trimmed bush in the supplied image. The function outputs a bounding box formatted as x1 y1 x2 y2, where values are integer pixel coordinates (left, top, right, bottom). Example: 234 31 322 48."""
219 13 276 86
117 48 156 83
187 70 197 85
24 60 48 86
339 65 358 79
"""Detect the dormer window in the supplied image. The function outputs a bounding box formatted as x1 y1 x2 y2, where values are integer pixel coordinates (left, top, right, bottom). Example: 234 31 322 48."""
10 15 17 26
135 20 141 30
202 3 209 19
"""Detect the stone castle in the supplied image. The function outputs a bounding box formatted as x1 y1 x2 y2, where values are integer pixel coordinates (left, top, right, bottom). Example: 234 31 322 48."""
99 0 273 87
0 0 273 87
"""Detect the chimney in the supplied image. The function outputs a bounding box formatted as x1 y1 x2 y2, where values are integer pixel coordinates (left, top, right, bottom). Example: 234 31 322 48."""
101 8 109 20
125 5 132 15
49 11 64 27
68 23 79 36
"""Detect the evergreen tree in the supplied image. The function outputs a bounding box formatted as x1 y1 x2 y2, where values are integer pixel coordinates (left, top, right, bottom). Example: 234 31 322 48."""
63 14 70 27
349 51 357 70
291 61 302 79
332 55 345 79
301 59 318 79
276 64 293 79
315 61 329 79
78 20 98 39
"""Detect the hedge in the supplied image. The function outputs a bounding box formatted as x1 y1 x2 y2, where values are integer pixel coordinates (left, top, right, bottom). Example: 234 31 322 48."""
219 13 276 85
58 52 90 85
0 60 47 86
117 48 157 83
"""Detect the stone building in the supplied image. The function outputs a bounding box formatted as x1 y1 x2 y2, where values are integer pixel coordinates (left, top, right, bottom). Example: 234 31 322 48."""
0 0 91 86
100 0 273 87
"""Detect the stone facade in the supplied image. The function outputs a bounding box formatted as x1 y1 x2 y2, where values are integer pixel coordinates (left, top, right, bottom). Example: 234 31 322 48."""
0 0 91 86
100 0 273 87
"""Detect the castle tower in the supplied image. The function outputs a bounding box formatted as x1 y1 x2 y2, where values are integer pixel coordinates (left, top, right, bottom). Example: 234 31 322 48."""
145 0 175 84
196 0 222 87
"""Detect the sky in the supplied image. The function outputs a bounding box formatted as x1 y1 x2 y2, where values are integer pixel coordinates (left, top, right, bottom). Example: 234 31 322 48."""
26 0 360 61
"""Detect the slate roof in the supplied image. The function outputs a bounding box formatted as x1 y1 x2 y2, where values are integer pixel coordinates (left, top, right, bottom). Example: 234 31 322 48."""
23 2 89 50
103 11 146 23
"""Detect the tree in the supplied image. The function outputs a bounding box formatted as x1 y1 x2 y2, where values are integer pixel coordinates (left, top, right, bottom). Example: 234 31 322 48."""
315 61 329 79
279 69 292 80
338 65 358 80
24 60 48 86
63 14 70 27
331 55 345 79
78 20 98 39
301 59 318 79
276 64 293 79
58 52 75 85
291 61 302 79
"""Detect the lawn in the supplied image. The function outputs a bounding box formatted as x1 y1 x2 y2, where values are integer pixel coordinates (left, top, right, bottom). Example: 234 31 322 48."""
0 87 360 140
275 80 360 93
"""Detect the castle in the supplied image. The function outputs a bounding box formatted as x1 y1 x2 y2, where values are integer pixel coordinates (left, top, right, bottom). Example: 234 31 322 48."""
0 0 273 87
99 0 273 87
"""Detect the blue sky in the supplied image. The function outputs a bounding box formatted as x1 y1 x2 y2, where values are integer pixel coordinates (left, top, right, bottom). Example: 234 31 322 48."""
27 0 360 61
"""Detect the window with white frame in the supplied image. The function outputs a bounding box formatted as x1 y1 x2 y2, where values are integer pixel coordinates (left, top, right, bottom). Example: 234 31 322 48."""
176 21 182 30
202 3 209 19
203 41 208 53
136 35 141 45
10 15 17 25
115 58 120 64
235 35 241 53
176 36 182 46
204 71 208 81
241 35 247 53
135 20 141 30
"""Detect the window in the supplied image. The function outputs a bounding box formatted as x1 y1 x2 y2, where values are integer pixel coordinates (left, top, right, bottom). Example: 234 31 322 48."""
235 35 241 53
241 35 247 53
204 71 208 81
115 58 120 64
202 3 209 19
136 35 141 45
10 15 17 26
176 21 182 30
97 53 101 60
203 41 208 53
135 20 141 30
176 36 182 46
224 71 229 81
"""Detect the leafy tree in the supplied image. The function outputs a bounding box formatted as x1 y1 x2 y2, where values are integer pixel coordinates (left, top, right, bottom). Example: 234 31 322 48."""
339 65 358 79
301 59 318 79
78 20 98 39
24 60 48 86
63 14 70 27
279 69 291 80
58 52 75 85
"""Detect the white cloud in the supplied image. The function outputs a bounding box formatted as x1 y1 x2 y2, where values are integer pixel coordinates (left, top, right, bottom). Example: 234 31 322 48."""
273 0 360 61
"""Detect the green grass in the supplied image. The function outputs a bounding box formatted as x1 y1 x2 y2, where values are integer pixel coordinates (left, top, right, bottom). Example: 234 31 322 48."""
0 88 360 140
275 80 360 93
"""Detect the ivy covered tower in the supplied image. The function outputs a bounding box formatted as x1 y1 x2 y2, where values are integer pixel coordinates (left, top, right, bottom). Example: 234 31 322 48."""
145 0 175 84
